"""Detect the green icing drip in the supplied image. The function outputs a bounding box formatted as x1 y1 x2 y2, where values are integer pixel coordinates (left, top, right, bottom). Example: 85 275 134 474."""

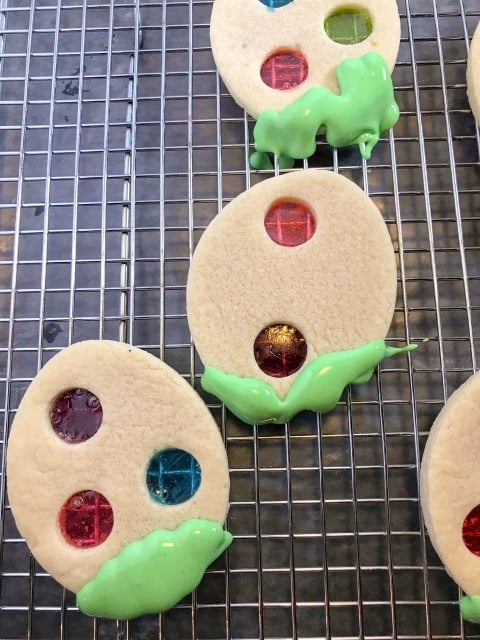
202 340 417 425
461 596 480 624
250 52 399 169
76 519 232 620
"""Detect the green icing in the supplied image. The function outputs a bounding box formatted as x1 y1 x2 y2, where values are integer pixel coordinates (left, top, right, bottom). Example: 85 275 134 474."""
250 52 399 169
461 596 480 624
76 519 232 620
202 340 417 425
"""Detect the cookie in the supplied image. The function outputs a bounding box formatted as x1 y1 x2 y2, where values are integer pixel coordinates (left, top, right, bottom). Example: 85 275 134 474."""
186 169 415 425
420 370 480 624
210 0 401 164
7 341 231 619
467 22 480 123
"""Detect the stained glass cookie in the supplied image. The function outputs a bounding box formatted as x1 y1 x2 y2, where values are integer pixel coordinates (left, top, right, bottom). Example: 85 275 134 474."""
186 169 416 425
7 341 231 619
421 369 480 624
467 22 480 123
210 0 401 166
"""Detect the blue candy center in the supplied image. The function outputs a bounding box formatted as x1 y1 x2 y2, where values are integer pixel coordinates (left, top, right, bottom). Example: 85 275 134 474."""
146 448 201 505
258 0 293 8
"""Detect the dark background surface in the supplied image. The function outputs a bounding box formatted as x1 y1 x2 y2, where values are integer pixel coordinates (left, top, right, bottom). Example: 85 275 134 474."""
0 1 479 638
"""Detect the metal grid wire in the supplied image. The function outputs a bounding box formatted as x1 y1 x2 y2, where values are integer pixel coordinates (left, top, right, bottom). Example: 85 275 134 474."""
0 0 479 638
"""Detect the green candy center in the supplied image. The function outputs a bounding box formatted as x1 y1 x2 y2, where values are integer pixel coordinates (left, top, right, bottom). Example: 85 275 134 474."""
324 9 373 45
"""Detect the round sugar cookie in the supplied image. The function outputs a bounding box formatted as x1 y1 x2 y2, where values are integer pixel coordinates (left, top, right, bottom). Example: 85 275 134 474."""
187 170 408 425
210 0 401 119
7 341 231 619
467 22 480 123
421 370 480 616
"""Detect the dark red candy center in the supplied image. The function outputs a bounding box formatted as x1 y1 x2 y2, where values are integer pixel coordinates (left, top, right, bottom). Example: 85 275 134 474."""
254 324 307 377
50 388 102 443
260 50 308 90
463 505 480 556
59 490 113 548
264 200 316 247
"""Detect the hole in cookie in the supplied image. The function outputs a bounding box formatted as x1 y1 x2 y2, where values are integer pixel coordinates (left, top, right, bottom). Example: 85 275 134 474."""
147 448 201 505
259 0 293 6
324 7 372 45
260 50 308 91
463 505 480 556
264 199 316 247
50 388 102 443
254 324 307 377
59 490 113 548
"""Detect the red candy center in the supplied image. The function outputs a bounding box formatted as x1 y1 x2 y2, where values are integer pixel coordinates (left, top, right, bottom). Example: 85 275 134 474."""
254 324 307 377
260 50 308 90
50 388 102 443
59 490 113 548
264 200 316 246
463 505 480 556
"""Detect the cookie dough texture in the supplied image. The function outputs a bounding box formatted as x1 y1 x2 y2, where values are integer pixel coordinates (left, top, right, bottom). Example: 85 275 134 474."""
7 341 230 594
467 22 480 123
421 370 480 596
187 169 397 400
210 0 401 119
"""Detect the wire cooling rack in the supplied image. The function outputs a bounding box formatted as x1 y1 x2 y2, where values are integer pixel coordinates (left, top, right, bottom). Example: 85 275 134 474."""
0 0 479 638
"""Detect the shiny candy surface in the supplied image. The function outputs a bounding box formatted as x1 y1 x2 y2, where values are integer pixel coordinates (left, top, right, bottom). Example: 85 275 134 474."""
254 324 307 377
147 448 201 505
258 0 293 6
50 388 102 443
324 9 372 45
463 505 480 556
264 200 316 246
60 490 114 548
260 50 308 91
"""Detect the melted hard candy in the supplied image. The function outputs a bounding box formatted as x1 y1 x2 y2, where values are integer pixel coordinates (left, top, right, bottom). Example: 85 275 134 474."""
260 50 308 90
254 324 307 377
50 388 102 443
463 505 480 556
60 491 114 548
264 200 316 247
146 448 201 505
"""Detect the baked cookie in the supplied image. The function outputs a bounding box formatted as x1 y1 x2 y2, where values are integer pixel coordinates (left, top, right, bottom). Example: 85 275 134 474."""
7 341 231 619
210 0 401 165
467 22 480 123
186 169 415 425
421 370 480 624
